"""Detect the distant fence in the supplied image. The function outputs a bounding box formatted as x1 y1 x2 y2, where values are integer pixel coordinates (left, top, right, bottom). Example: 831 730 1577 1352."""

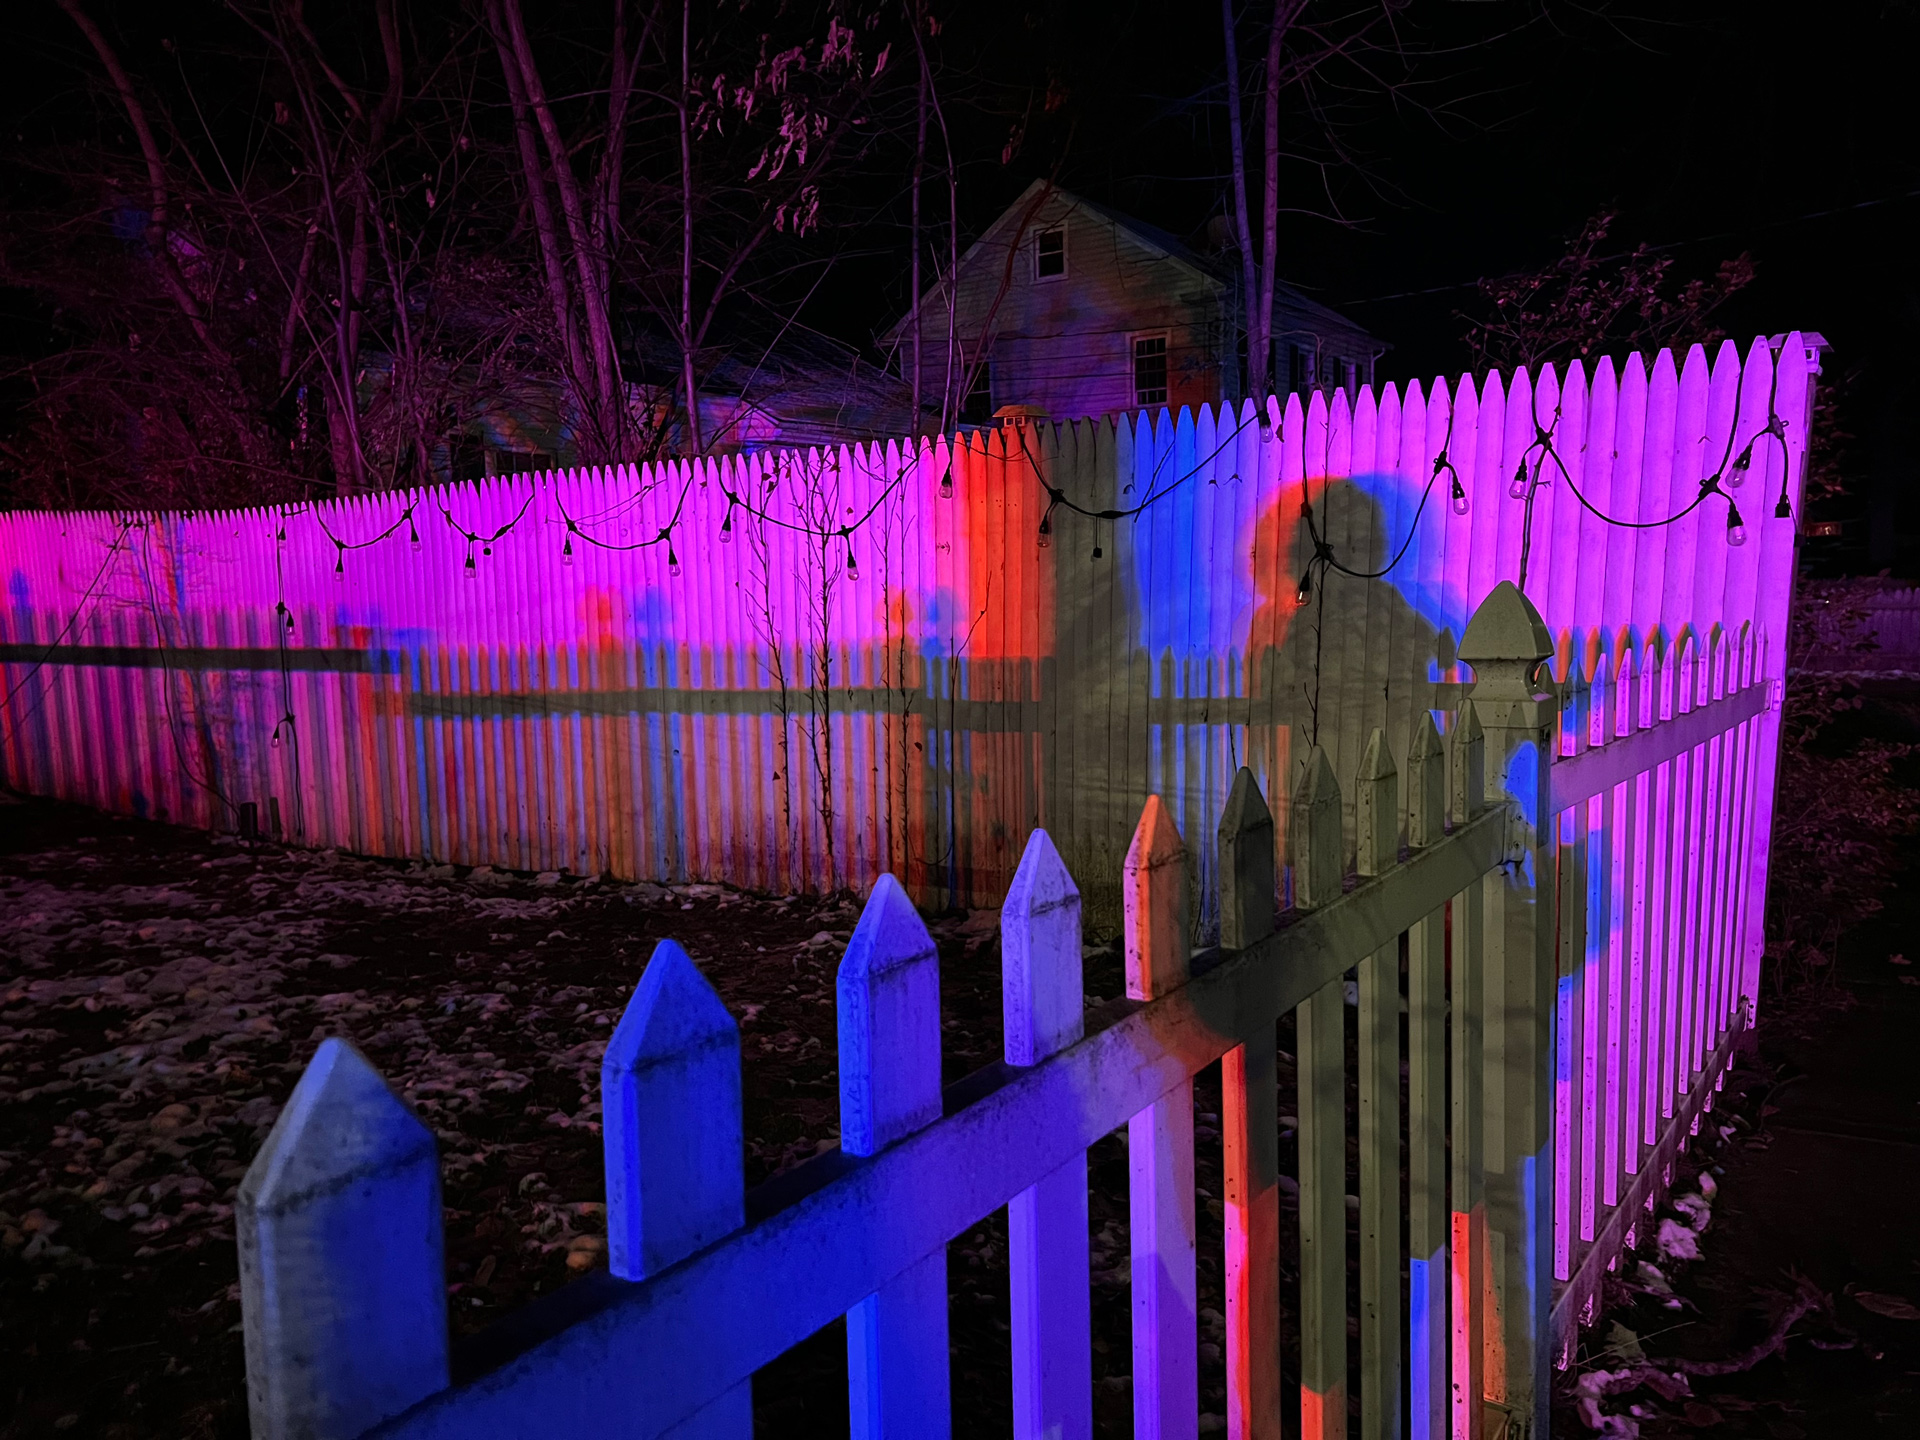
1792 579 1920 676
2 335 1815 965
234 583 1769 1440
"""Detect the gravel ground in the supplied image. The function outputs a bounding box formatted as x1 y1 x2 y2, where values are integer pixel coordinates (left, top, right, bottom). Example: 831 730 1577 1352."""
0 796 1316 1438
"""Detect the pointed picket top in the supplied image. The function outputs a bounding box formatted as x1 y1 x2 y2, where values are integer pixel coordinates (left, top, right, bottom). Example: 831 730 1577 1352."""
838 874 943 1157
1217 766 1276 951
603 939 745 1283
241 1037 437 1219
1561 654 1591 759
1451 700 1486 824
238 1038 447 1440
1459 580 1554 702
1290 746 1344 911
1407 712 1445 849
1125 794 1190 1001
1001 828 1084 1066
1355 729 1399 879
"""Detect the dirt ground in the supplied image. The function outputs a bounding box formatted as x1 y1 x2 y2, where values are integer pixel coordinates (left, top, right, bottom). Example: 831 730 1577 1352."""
1 795 1323 1439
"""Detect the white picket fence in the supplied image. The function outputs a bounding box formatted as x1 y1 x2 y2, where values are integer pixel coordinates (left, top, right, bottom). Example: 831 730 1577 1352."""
1 337 1816 994
237 581 1770 1440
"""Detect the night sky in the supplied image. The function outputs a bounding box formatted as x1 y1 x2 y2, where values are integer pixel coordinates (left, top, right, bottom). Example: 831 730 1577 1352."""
5 1 1916 566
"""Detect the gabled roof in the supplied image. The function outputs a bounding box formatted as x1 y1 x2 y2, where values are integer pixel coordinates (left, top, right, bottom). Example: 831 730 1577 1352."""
882 180 1382 351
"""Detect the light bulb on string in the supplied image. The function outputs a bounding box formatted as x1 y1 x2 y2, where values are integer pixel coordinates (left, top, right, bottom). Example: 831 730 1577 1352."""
270 725 280 751
333 545 345 582
1450 474 1470 516
562 534 574 565
1037 509 1052 548
1257 407 1273 441
1725 501 1747 548
463 549 477 580
719 504 734 543
668 544 681 578
1294 567 1314 608
409 516 422 552
1509 457 1532 501
1727 442 1754 488
844 536 859 580
938 466 953 499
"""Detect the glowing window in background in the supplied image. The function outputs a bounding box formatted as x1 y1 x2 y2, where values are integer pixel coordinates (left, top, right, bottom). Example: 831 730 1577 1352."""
1133 335 1168 407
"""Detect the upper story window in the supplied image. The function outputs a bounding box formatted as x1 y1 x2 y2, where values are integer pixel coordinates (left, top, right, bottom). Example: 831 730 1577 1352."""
1133 334 1169 408
1289 344 1309 394
1035 226 1067 280
959 359 993 426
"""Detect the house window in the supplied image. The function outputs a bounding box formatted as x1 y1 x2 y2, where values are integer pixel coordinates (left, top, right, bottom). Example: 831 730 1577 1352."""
1133 334 1169 408
1035 225 1067 279
1289 344 1309 394
959 360 993 425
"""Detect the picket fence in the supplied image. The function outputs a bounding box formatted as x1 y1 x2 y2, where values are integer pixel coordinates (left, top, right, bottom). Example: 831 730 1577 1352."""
1792 580 1920 676
236 581 1769 1440
0 336 1816 983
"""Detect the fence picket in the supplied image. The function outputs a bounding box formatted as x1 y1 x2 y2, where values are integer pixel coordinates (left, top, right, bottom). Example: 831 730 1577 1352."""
1123 794 1199 1440
1354 730 1402 1440
601 940 752 1435
1405 714 1449 1440
1290 747 1346 1440
1217 767 1282 1440
838 874 952 1438
1000 828 1094 1440
237 1039 447 1440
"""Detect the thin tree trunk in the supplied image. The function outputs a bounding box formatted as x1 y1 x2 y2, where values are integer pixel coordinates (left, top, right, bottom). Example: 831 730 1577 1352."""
679 0 702 455
1253 0 1307 397
486 0 587 403
909 0 927 433
1221 0 1260 401
499 0 622 456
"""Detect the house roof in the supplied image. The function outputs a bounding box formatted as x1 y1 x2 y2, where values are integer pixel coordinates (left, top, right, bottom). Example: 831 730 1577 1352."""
882 180 1383 354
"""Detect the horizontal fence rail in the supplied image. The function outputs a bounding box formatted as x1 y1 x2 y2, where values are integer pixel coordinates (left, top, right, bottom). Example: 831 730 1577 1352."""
3 338 1814 974
230 583 1771 1440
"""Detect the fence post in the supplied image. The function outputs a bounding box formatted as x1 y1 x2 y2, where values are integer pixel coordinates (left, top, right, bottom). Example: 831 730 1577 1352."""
1217 767 1281 1440
1290 746 1345 1440
1354 730 1401 1440
1124 794 1199 1440
1458 580 1558 1438
1448 703 1487 1440
1404 714 1449 1440
1001 829 1093 1440
237 1038 447 1440
602 939 751 1435
839 873 951 1439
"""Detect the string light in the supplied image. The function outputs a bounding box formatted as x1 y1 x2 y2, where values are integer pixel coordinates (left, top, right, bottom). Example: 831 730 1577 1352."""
409 516 422 552
844 533 859 579
1726 501 1748 548
1037 508 1052 548
562 533 574 565
463 549 477 579
333 543 345 581
1509 457 1532 501
939 465 953 499
719 504 734 543
667 537 681 577
1727 442 1754 488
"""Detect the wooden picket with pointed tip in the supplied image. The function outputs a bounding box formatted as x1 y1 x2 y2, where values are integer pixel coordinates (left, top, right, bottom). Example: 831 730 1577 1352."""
602 940 752 1437
838 874 951 1440
238 1037 447 1440
1001 829 1093 1440
1218 766 1281 1440
1356 731 1402 1440
1124 795 1200 1440
1290 749 1348 1440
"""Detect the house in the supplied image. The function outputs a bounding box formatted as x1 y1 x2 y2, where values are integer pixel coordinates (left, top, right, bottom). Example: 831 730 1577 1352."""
883 180 1388 425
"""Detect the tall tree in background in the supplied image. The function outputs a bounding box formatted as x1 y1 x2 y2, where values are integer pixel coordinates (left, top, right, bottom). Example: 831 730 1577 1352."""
1218 0 1415 397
